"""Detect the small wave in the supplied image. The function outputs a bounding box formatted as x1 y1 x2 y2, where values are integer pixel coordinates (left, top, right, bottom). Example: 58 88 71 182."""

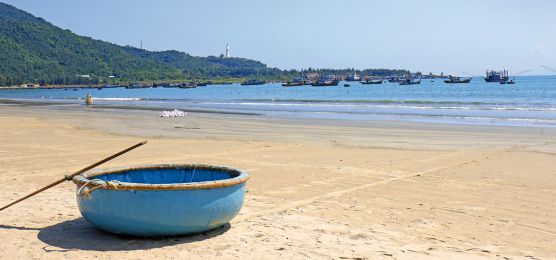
93 97 145 101
200 100 556 112
235 99 494 106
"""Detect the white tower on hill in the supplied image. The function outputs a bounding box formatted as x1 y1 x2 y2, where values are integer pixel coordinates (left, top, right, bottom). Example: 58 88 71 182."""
225 44 230 58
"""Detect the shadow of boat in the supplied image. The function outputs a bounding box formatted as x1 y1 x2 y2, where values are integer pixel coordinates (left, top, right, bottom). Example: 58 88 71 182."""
22 218 231 252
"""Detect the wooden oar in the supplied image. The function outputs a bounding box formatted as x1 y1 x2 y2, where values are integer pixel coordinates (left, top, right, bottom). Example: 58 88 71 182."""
0 141 147 212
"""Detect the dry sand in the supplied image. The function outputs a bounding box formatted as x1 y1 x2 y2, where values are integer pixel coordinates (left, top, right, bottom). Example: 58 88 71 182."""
0 105 555 259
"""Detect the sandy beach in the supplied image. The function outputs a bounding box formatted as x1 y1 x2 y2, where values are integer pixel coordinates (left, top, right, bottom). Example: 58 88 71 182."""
0 104 555 259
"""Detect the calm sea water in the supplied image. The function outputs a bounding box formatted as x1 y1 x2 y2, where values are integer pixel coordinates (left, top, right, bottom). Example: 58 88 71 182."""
1 76 556 127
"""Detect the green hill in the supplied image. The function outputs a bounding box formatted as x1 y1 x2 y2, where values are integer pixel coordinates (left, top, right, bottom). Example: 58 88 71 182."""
0 2 278 86
0 2 410 87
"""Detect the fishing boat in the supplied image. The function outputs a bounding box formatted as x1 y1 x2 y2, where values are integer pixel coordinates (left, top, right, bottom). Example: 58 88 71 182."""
311 79 339 87
500 78 515 85
311 75 339 87
178 84 196 89
361 79 383 85
444 76 472 84
387 77 405 83
484 70 509 83
282 82 305 87
241 79 265 86
345 72 361 82
72 164 249 237
282 77 306 87
195 81 213 87
399 78 421 85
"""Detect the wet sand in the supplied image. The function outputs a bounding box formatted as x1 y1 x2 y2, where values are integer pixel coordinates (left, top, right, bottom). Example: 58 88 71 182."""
0 105 554 259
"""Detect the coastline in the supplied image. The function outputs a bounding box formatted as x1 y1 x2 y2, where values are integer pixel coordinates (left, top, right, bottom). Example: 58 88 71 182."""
2 93 556 129
0 98 262 116
2 75 555 128
0 105 555 258
1 103 554 148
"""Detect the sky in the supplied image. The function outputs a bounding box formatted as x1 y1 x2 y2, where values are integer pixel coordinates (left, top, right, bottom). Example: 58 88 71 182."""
3 0 556 75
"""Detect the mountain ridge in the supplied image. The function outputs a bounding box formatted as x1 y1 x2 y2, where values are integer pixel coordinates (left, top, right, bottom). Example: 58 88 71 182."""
0 2 410 87
0 2 278 86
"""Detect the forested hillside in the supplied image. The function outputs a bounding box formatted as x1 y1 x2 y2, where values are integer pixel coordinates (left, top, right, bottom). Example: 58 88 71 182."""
0 2 410 87
0 2 280 86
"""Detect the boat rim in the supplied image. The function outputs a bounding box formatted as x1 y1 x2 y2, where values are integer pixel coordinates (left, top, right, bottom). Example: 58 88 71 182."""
72 164 249 191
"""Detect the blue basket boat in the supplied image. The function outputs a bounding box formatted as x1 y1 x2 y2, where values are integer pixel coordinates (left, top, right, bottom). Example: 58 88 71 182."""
72 164 249 237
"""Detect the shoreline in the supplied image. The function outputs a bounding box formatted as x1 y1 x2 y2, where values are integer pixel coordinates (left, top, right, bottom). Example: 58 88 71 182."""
2 96 556 129
0 98 262 116
0 104 554 150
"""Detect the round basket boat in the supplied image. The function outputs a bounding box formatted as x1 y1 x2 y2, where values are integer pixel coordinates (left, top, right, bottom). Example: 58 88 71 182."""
72 164 249 237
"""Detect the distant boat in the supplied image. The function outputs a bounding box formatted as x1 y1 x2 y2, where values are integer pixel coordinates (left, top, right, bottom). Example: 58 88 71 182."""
361 79 383 85
485 70 509 83
345 73 361 82
311 80 338 87
500 78 515 85
444 76 471 84
399 78 421 85
179 83 196 89
126 83 144 89
241 79 265 86
196 81 213 86
282 77 306 87
311 75 339 87
387 77 404 83
344 84 350 87
282 82 305 87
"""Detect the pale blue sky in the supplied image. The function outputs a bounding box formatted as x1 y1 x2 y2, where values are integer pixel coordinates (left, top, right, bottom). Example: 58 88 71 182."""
4 0 556 75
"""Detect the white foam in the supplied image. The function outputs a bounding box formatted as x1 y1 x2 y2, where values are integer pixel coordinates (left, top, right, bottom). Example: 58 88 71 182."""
94 97 143 101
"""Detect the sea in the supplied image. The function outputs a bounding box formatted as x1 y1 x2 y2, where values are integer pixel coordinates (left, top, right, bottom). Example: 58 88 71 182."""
1 76 556 127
